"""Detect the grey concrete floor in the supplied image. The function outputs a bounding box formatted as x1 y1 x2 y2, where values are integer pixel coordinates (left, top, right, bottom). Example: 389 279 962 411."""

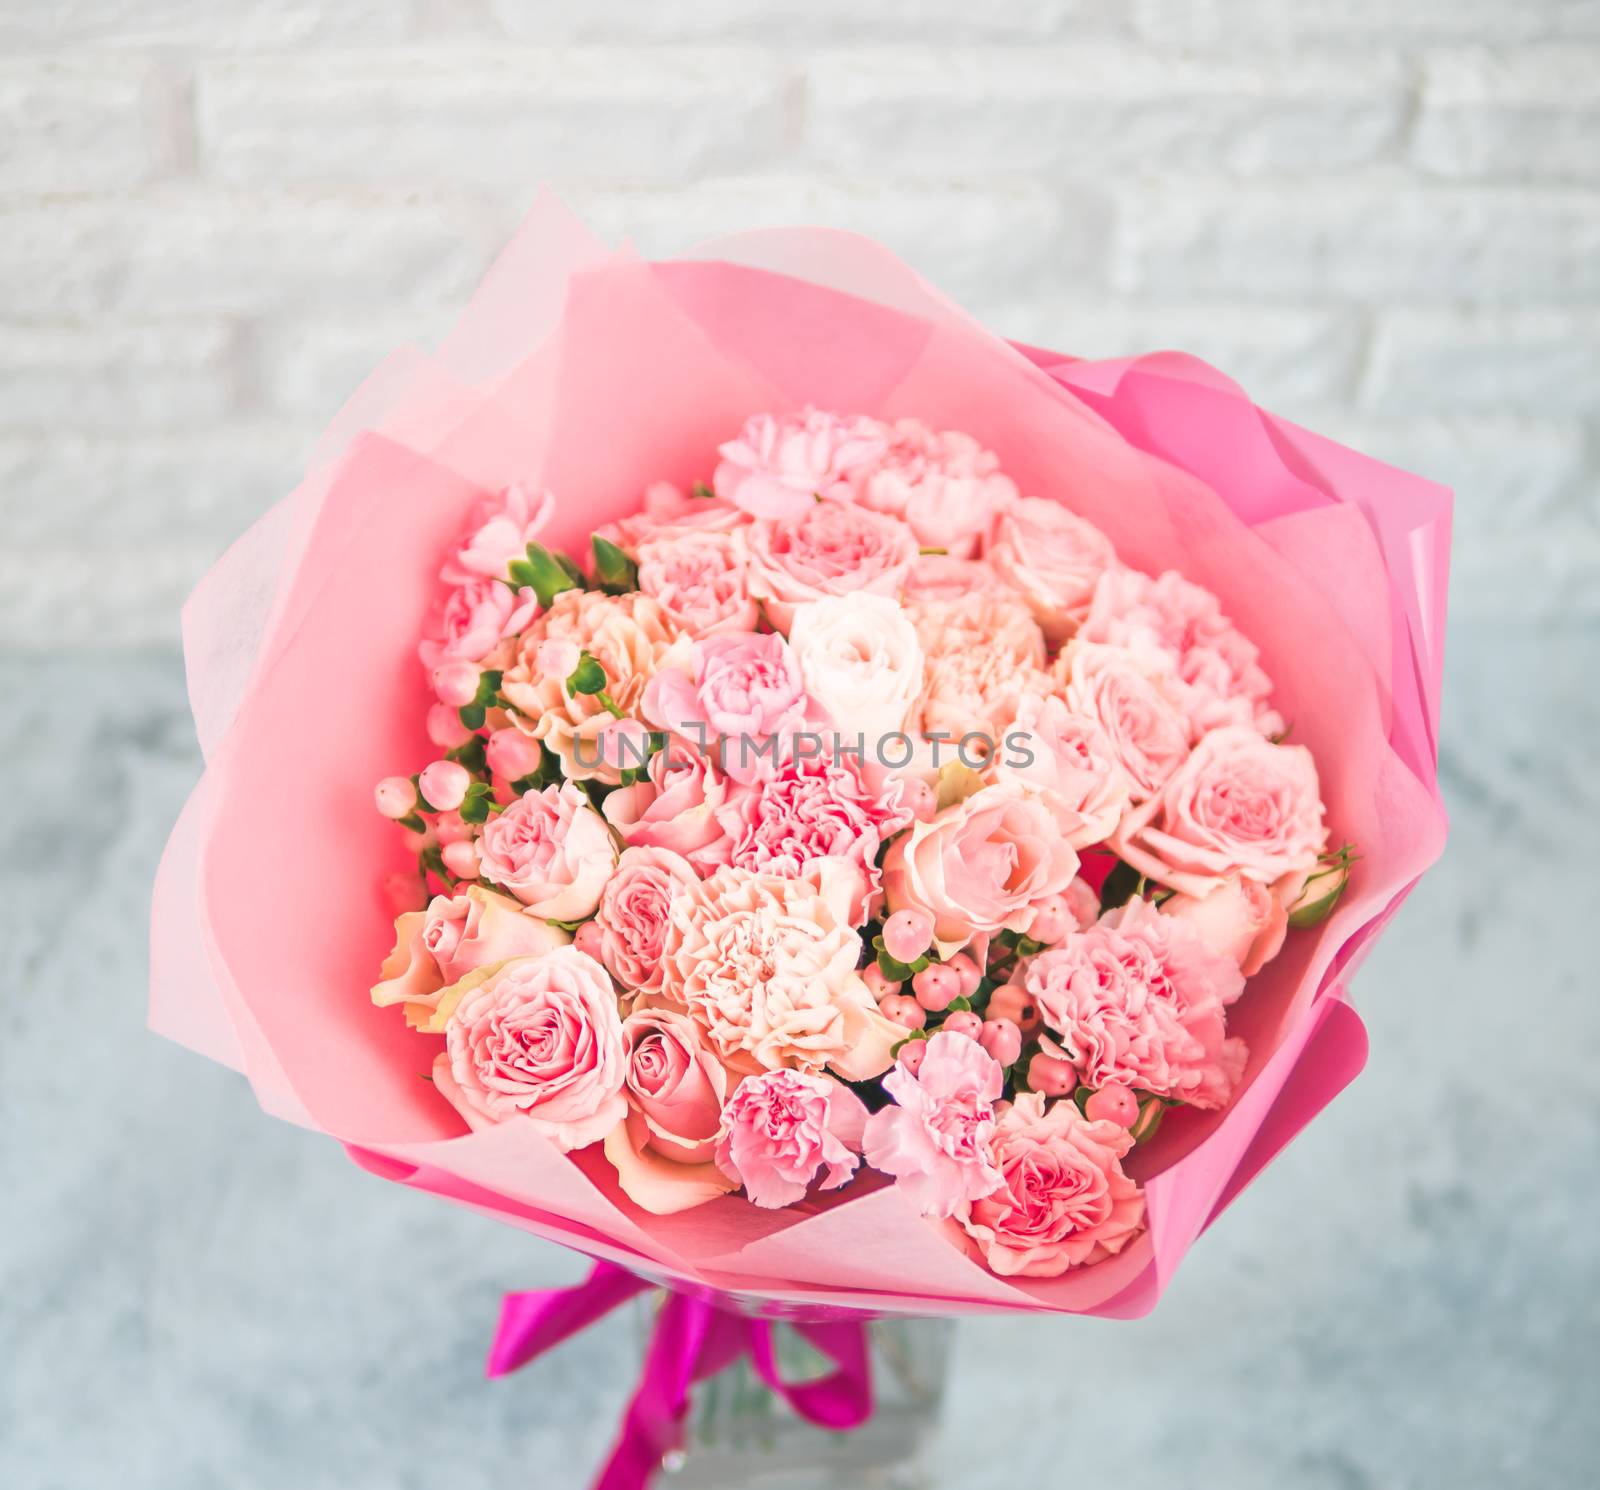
2 619 1595 1489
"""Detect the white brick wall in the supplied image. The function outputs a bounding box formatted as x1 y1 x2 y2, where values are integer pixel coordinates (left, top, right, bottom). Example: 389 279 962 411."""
0 1 1595 646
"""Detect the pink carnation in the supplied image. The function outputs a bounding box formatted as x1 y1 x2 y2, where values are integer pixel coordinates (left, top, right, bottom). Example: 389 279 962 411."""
861 1032 1005 1218
719 751 909 925
419 576 537 669
959 1093 1145 1276
1114 726 1328 899
1080 569 1283 738
713 408 889 521
443 482 556 584
636 528 759 636
591 846 701 997
986 496 1118 643
432 945 627 1151
901 553 1009 605
1023 897 1247 1109
595 480 749 555
716 1069 869 1209
849 417 1017 558
745 501 919 633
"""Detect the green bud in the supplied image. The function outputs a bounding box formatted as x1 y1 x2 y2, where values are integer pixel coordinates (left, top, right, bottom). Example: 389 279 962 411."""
567 650 608 696
521 543 583 608
591 535 639 594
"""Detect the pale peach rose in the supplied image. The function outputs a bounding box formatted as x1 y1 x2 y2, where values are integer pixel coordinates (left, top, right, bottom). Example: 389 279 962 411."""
911 595 1049 761
882 783 1081 954
958 1093 1145 1276
1080 568 1283 738
991 692 1130 849
848 418 1017 558
371 886 572 1027
603 1007 739 1214
431 946 627 1152
986 496 1118 642
1114 726 1328 899
1055 641 1191 805
788 593 924 757
1163 872 1292 976
501 589 683 783
476 782 618 921
660 863 900 1081
745 501 918 633
601 738 736 872
636 528 759 636
713 408 889 521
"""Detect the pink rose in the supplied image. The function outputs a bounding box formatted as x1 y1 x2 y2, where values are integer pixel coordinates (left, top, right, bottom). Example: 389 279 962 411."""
718 751 910 924
431 946 627 1151
1163 872 1291 977
592 846 701 996
1056 642 1191 805
476 782 618 920
442 482 555 584
958 1093 1144 1276
849 417 1017 558
643 630 815 785
713 408 889 520
603 1007 738 1214
636 528 759 636
992 692 1130 849
745 502 919 633
371 887 573 1025
661 863 900 1081
1114 726 1328 898
986 496 1118 643
601 739 735 871
901 553 1009 605
419 576 537 669
882 784 1080 953
1080 568 1283 738
861 1032 1005 1218
715 1069 869 1209
595 480 749 555
1023 897 1247 1109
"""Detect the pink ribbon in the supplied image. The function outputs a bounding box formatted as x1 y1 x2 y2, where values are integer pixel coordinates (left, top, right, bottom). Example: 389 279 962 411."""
487 1261 874 1490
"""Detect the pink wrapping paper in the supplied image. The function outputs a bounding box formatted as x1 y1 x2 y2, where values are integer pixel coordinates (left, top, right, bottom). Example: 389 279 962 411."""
150 193 1449 1317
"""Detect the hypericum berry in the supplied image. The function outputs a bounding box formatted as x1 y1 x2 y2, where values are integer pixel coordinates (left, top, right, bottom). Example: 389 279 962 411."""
440 839 480 881
1085 1083 1140 1128
882 907 935 965
863 964 902 1001
1026 1048 1078 1097
897 1040 928 1077
573 920 606 961
427 703 474 750
375 776 417 819
418 760 471 812
1025 893 1074 945
940 1009 984 1041
911 963 960 1012
431 659 481 708
486 727 542 781
878 994 927 1031
946 951 982 998
901 778 938 823
433 810 472 846
985 983 1038 1033
978 1019 1022 1068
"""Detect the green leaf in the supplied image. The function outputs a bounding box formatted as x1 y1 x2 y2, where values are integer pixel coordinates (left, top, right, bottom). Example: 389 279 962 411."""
690 480 715 500
567 650 608 696
945 994 973 1014
1098 859 1142 910
522 543 583 608
457 703 486 731
507 558 539 590
591 535 639 594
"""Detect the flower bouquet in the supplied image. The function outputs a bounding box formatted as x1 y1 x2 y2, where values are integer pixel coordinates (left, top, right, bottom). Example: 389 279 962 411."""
151 195 1450 1488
